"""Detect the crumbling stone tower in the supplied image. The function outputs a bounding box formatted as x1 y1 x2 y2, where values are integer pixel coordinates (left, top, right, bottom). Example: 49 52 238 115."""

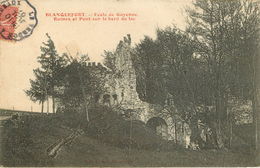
90 35 191 147
112 35 143 110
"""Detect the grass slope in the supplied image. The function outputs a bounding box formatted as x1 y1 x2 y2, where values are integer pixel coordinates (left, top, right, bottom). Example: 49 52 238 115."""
54 133 253 167
0 108 257 167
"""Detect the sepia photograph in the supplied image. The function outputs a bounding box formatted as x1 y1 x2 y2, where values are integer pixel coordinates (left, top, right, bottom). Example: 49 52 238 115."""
0 0 260 166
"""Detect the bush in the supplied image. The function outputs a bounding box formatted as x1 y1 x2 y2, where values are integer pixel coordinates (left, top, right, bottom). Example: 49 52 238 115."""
86 106 182 151
1 116 35 166
60 113 88 130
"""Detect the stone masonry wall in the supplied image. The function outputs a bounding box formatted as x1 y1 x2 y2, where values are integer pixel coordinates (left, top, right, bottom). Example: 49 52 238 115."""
89 35 191 148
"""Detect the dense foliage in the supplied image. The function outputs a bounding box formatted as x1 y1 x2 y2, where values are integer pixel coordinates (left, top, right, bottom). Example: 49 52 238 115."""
132 0 260 149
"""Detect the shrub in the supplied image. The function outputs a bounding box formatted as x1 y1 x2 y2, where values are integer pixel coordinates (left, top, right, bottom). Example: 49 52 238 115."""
86 106 182 151
1 116 35 166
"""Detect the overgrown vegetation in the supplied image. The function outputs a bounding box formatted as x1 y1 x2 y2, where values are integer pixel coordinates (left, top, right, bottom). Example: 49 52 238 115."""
20 0 260 166
0 107 256 166
131 0 260 150
1 107 178 166
86 106 181 151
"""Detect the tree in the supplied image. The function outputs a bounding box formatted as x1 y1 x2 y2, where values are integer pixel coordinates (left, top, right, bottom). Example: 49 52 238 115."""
60 53 105 121
132 27 211 147
185 0 260 148
26 33 68 114
37 33 68 114
25 68 49 114
103 50 116 73
133 0 259 149
132 29 171 105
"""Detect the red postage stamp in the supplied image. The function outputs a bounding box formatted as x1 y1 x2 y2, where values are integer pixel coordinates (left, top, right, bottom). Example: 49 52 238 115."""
0 5 18 42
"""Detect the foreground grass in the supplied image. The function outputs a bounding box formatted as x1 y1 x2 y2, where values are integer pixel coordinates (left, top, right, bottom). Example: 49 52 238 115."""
0 113 257 167
55 133 255 167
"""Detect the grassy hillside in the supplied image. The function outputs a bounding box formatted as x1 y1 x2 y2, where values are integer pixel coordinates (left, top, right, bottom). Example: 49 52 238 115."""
0 107 257 167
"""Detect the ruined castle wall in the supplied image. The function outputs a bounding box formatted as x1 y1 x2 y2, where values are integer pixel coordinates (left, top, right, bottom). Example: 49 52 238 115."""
94 35 191 147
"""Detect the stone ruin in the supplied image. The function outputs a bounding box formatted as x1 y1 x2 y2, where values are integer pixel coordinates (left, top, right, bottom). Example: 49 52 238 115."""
81 34 255 150
85 35 193 148
85 35 191 148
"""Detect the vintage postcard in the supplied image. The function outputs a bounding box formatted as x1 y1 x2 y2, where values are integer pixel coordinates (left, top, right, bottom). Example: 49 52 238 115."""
0 0 259 167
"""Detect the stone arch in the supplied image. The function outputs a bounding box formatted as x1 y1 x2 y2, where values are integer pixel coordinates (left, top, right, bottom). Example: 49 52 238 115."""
146 117 168 139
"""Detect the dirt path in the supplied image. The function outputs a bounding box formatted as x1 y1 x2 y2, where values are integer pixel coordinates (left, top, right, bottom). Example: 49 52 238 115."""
46 127 84 158
0 116 10 121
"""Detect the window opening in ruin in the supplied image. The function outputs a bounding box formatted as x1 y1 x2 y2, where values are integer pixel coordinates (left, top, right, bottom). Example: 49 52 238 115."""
112 94 117 100
112 94 118 105
103 94 110 105
94 94 100 103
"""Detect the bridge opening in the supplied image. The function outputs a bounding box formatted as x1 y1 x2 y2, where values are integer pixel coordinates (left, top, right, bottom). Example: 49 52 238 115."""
146 117 168 139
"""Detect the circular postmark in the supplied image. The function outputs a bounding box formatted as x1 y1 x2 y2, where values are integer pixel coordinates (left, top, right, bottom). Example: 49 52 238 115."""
0 0 37 41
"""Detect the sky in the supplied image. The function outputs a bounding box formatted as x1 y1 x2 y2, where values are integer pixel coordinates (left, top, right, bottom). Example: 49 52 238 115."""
0 0 192 112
